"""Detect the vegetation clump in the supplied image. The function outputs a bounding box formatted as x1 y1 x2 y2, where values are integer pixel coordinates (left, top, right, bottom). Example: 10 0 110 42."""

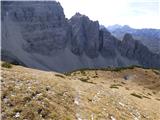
156 98 160 101
110 84 122 89
55 74 65 78
64 65 147 75
142 95 151 99
80 70 86 75
152 70 160 75
78 77 95 84
2 62 12 68
130 93 143 99
79 77 89 82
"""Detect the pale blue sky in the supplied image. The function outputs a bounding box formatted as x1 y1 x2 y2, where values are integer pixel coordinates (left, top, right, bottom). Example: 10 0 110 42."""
58 0 160 28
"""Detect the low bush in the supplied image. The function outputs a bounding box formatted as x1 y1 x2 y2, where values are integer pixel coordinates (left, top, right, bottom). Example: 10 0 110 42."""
2 62 12 68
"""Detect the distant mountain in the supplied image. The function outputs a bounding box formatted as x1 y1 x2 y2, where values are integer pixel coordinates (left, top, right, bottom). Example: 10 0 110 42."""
107 24 123 31
107 25 160 54
1 1 160 72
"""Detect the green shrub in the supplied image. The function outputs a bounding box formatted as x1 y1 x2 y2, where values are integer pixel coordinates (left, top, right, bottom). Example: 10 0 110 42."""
2 62 12 68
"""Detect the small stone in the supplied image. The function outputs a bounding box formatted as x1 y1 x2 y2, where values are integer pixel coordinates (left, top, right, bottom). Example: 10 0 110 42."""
3 98 8 104
110 116 116 120
119 102 125 107
14 112 20 118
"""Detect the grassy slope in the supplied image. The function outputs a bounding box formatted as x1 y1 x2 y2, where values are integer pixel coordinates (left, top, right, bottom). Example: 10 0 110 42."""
1 62 160 120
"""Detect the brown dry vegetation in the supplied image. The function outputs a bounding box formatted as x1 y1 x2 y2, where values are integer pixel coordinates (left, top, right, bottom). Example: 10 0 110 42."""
1 62 160 120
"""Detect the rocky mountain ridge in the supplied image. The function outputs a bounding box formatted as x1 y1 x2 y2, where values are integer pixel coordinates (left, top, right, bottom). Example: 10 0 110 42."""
107 25 160 54
1 1 160 72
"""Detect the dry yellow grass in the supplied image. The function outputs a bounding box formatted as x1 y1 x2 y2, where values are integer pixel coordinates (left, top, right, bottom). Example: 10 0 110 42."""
1 62 160 120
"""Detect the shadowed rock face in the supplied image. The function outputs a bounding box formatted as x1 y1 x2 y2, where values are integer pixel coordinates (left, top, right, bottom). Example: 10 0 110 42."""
119 33 160 68
99 28 118 58
108 25 160 55
2 1 70 55
1 1 160 72
69 13 100 58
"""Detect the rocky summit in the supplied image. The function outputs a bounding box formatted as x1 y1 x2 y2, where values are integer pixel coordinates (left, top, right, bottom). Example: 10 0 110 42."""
1 1 160 72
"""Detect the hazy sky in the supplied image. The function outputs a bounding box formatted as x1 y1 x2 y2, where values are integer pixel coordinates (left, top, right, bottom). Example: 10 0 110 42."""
58 0 160 29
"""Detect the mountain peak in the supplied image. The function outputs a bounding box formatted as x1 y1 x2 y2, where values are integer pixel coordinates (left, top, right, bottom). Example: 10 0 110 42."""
123 33 134 42
72 12 87 18
75 12 83 16
123 25 131 29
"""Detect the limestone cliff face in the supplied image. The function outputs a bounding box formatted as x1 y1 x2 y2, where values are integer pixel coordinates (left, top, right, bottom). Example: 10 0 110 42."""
99 28 118 58
2 1 70 55
119 33 160 68
108 25 160 55
1 1 160 72
69 13 100 58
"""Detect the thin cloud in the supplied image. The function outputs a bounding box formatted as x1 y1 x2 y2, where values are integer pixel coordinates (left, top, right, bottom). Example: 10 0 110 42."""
58 0 160 28
129 0 159 16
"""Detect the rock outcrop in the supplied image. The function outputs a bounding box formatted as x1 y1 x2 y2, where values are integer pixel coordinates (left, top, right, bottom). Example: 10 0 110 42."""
119 33 160 68
69 13 100 58
108 25 160 55
3 1 70 55
1 1 160 72
99 28 118 58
